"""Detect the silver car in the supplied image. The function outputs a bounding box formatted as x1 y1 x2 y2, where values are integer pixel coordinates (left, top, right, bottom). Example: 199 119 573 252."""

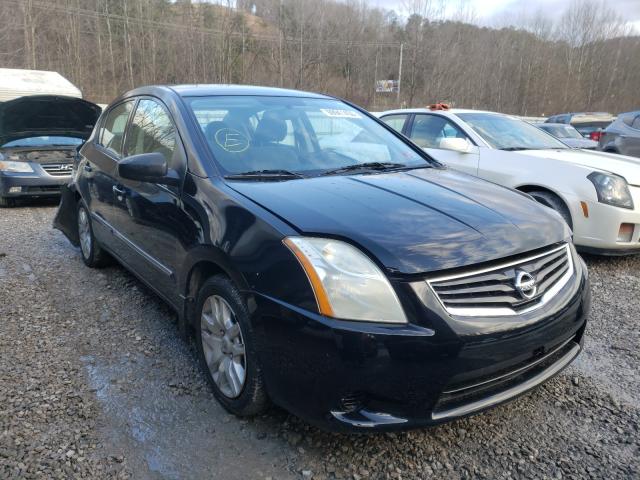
599 111 640 158
535 123 598 149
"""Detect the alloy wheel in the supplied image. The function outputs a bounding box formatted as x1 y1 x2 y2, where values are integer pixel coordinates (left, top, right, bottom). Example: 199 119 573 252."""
200 295 247 398
78 207 92 259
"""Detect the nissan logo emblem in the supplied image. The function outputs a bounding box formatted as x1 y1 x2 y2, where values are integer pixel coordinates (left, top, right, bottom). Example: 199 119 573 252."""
514 270 537 299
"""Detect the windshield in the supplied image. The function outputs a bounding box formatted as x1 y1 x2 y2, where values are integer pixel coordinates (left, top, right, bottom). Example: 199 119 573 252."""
457 113 568 150
2 136 84 148
538 124 582 139
185 96 431 176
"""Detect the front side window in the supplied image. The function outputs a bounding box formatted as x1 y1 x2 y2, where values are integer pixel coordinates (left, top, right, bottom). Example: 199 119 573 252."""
124 99 177 165
458 113 568 150
409 115 467 149
631 116 640 130
185 96 432 175
99 101 134 157
380 114 408 132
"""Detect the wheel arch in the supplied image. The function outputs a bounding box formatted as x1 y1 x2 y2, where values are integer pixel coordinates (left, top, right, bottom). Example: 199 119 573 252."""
180 250 252 334
515 184 574 228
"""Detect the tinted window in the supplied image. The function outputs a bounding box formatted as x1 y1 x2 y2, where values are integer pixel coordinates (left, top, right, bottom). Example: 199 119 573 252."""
186 96 431 175
99 101 133 157
632 116 640 130
124 99 176 165
380 114 408 132
573 122 611 137
458 113 568 150
409 115 467 149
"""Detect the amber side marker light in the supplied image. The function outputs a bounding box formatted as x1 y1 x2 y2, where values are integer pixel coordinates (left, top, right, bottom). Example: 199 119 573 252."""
580 201 589 218
283 238 335 317
618 223 635 243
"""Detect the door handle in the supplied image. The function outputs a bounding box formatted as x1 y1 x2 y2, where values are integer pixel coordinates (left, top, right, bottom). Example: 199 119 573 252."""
112 185 126 200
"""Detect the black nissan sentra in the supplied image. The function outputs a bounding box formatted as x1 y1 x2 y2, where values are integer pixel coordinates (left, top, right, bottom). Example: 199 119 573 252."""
54 85 590 431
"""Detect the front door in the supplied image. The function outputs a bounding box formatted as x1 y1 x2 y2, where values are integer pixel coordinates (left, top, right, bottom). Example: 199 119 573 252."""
111 98 189 304
407 114 479 175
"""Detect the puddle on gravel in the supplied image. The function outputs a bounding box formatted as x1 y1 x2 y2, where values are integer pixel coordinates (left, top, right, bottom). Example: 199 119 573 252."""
79 353 293 479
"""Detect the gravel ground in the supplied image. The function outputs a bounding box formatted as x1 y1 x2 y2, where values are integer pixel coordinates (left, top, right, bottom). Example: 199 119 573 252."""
1 201 638 479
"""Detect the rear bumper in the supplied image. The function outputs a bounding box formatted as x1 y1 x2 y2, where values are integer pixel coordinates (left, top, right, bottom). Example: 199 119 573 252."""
251 262 590 432
0 169 71 198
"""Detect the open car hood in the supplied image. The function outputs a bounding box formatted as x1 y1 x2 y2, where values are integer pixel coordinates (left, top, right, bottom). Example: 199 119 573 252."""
0 95 101 145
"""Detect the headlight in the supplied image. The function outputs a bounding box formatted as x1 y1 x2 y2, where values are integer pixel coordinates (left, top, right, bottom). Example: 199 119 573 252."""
284 237 407 323
0 160 34 173
587 172 633 209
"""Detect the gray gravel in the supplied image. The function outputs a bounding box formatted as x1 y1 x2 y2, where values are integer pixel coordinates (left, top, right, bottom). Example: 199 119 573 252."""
1 201 638 479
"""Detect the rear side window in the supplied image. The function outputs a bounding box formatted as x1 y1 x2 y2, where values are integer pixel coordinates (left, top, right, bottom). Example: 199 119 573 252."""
409 114 467 149
99 101 134 157
380 114 408 132
632 116 640 130
124 99 177 165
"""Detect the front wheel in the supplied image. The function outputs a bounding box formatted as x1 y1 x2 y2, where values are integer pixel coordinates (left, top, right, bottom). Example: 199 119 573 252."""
529 190 573 230
195 275 268 416
77 202 110 268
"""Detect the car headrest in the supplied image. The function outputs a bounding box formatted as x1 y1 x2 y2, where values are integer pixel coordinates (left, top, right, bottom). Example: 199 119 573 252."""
254 115 287 144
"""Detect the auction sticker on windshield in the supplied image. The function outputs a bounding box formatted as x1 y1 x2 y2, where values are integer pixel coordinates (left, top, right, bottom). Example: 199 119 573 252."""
320 109 362 119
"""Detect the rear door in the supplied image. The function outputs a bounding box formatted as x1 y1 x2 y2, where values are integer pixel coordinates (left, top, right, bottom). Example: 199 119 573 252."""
78 100 135 248
407 114 479 175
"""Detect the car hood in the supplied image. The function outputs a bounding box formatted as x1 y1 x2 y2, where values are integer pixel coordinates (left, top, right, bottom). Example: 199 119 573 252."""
228 168 569 274
0 95 101 145
516 148 640 185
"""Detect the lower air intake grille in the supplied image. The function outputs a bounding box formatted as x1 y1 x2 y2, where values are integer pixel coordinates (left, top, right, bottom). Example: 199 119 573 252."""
428 244 573 317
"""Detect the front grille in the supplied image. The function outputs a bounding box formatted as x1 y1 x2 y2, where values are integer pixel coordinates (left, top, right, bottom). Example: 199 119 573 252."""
428 244 573 316
42 164 73 176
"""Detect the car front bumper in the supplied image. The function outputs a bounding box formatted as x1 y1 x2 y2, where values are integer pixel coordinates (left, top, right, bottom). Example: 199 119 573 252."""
0 166 71 198
250 256 590 432
568 186 640 254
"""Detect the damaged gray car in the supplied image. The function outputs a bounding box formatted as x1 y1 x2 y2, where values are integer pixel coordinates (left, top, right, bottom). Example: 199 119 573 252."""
0 95 100 206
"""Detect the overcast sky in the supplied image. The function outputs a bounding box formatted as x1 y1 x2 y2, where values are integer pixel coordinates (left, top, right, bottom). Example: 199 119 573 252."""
365 0 640 33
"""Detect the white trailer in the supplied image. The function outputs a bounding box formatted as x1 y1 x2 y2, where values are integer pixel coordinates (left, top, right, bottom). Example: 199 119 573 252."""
0 68 82 102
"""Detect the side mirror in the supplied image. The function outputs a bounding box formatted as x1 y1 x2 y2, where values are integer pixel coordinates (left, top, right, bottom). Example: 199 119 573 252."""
118 152 179 185
439 137 472 153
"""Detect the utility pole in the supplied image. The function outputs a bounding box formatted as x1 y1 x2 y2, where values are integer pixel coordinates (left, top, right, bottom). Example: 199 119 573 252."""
397 42 403 106
373 47 379 109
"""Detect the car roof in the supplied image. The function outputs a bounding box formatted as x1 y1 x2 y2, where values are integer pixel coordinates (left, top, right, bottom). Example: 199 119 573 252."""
379 108 510 117
168 84 330 99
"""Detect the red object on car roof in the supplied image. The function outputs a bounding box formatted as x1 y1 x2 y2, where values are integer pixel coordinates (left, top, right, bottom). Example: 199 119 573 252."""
428 103 451 111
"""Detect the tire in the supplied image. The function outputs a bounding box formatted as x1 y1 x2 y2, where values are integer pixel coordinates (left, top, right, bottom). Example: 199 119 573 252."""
195 275 268 417
77 201 110 268
0 197 15 208
529 190 573 230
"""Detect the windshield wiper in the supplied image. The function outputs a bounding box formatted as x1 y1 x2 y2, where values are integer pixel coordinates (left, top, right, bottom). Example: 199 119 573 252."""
321 162 406 176
499 147 536 151
225 169 305 180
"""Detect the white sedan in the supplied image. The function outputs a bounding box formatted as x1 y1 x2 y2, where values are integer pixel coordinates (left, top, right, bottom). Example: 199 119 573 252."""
378 108 640 254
